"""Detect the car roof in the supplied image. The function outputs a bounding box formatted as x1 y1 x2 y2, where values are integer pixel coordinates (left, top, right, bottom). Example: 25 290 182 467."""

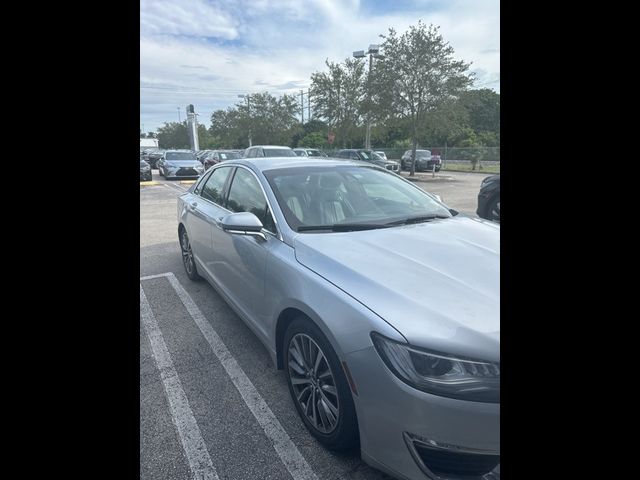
250 145 292 149
221 157 373 172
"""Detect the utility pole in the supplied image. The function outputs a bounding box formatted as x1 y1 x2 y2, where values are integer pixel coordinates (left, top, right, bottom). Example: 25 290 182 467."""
300 90 304 124
353 45 383 150
308 89 311 121
186 104 199 151
177 107 181 123
238 94 252 146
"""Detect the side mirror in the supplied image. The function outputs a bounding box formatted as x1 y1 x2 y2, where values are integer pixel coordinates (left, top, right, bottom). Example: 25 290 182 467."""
221 212 266 240
433 194 442 202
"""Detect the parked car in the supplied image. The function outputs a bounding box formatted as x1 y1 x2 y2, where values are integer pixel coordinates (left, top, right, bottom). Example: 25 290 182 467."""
477 175 500 222
293 148 327 157
140 159 152 181
401 150 441 172
202 150 243 170
334 149 400 172
157 150 205 179
375 151 388 161
177 158 499 480
143 148 165 169
196 150 215 163
244 145 297 158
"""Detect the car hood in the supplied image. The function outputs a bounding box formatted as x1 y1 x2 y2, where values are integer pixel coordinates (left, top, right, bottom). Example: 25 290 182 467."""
293 216 500 361
374 159 399 167
164 160 201 167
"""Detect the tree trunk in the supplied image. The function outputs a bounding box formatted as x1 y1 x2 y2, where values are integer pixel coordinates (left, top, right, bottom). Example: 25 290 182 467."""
409 124 417 177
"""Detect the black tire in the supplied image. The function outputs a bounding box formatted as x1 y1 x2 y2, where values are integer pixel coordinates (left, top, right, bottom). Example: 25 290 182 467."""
284 318 359 451
485 194 500 222
435 166 441 172
179 229 201 281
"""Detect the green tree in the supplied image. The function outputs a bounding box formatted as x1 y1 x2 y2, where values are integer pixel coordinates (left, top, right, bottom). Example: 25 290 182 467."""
459 89 500 139
298 131 328 149
291 119 329 147
210 92 301 148
374 22 474 175
310 58 367 148
157 122 189 149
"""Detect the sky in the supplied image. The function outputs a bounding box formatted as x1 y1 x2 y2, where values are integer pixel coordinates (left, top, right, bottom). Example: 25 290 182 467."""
140 0 499 134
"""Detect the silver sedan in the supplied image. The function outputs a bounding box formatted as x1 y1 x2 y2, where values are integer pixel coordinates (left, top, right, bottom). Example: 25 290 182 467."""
177 158 500 480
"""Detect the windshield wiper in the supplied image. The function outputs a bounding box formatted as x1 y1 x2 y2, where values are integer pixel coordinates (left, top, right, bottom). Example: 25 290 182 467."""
297 223 388 232
384 214 450 226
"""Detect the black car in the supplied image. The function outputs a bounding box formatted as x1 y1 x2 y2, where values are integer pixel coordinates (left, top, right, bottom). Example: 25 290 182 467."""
334 149 400 172
477 175 500 222
202 150 243 170
400 149 441 172
143 149 165 168
140 159 152 181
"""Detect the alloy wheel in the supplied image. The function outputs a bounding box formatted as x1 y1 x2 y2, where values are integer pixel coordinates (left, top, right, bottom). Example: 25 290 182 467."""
490 199 500 221
287 333 340 434
180 231 195 275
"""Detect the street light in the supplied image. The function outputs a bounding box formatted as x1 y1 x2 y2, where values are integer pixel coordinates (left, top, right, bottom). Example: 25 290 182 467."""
353 44 384 149
238 94 252 147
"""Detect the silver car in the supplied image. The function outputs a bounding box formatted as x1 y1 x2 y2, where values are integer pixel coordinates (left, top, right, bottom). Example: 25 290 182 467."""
177 158 500 480
158 150 204 179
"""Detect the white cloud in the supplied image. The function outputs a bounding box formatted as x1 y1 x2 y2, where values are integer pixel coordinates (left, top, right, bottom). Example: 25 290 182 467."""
140 0 499 132
140 0 238 39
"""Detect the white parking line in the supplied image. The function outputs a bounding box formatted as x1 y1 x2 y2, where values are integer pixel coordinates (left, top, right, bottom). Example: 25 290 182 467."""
161 272 319 480
140 283 219 480
140 272 172 281
163 183 187 194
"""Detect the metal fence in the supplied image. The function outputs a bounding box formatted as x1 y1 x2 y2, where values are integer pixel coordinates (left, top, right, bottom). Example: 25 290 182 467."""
321 146 500 163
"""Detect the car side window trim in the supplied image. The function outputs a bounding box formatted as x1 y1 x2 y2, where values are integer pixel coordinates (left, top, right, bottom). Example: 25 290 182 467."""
193 169 213 195
195 165 234 209
224 164 282 241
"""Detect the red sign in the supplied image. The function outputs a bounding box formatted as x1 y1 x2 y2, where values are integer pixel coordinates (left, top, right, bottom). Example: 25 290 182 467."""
328 132 335 144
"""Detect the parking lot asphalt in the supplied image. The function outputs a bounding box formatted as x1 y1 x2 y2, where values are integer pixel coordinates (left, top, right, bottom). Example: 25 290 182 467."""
141 170 395 480
140 169 493 480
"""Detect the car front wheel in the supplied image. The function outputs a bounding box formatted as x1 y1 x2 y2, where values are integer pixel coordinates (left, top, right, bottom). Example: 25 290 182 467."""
284 318 359 451
486 195 500 222
179 229 201 280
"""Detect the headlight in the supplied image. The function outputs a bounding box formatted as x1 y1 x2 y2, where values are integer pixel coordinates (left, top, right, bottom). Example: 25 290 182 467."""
371 333 499 403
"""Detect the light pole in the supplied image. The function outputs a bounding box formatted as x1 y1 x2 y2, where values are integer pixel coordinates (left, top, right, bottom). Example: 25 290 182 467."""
353 45 384 150
238 94 252 147
177 107 181 123
299 89 312 123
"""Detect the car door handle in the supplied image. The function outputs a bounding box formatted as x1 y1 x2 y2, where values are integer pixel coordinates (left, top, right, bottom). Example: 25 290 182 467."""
188 201 198 210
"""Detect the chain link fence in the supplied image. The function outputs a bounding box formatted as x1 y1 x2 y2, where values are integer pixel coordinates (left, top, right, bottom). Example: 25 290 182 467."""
320 146 500 168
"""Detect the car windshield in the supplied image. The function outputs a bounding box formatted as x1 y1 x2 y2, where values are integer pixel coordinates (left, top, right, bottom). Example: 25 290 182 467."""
219 152 241 160
166 152 196 160
416 150 431 158
264 148 296 157
359 151 384 161
264 165 451 232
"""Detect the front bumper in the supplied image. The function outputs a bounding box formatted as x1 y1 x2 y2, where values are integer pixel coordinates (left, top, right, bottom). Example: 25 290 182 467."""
164 167 203 179
346 346 500 480
140 171 152 181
